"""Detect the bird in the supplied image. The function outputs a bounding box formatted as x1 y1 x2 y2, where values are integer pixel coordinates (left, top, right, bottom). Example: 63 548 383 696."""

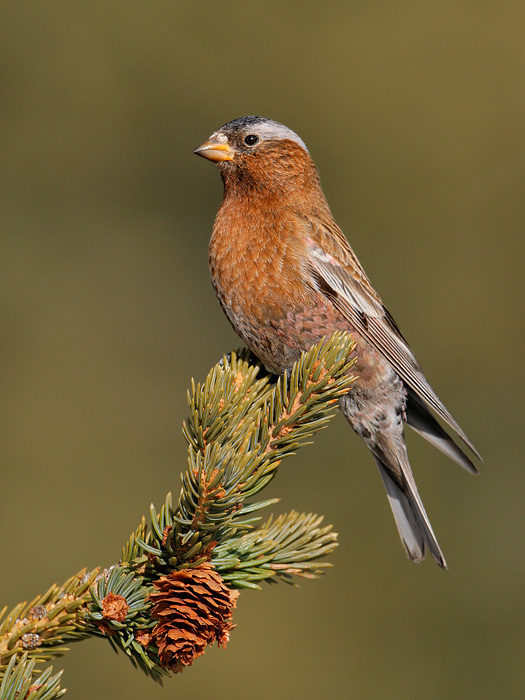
194 116 480 568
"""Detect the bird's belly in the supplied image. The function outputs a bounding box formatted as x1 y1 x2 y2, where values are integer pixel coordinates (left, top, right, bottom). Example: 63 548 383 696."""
218 282 391 391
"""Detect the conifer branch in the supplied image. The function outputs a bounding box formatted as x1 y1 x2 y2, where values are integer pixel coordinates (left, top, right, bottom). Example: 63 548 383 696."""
0 654 65 700
0 332 356 691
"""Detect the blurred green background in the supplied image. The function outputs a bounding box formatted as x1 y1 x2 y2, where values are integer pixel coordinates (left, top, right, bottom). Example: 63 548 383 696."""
1 2 523 698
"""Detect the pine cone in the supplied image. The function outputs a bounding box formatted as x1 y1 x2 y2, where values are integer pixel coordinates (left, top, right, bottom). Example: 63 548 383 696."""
150 564 238 673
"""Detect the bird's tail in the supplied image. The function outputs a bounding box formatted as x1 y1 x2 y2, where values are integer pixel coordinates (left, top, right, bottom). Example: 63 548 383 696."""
375 450 447 568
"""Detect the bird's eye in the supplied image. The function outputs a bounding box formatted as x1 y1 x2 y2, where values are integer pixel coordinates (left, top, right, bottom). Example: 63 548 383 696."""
244 134 259 146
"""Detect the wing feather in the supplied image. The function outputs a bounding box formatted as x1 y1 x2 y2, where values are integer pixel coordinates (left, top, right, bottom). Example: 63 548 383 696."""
303 219 481 460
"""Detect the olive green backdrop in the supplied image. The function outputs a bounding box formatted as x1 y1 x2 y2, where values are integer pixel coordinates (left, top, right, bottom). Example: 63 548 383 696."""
1 2 523 699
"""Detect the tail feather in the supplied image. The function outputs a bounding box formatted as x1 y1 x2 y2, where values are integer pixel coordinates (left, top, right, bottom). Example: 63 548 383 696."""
405 387 479 475
375 456 447 569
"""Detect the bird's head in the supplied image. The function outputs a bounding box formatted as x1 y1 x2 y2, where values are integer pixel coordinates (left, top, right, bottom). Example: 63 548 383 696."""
194 116 319 196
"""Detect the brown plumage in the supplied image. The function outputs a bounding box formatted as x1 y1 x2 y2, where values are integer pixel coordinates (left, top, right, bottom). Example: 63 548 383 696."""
194 116 480 568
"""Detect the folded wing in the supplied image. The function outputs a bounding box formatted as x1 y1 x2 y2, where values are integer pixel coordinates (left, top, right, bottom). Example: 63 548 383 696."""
303 217 481 462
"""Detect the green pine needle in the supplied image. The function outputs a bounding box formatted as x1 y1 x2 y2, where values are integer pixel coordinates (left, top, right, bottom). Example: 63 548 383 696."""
0 655 65 700
213 511 338 587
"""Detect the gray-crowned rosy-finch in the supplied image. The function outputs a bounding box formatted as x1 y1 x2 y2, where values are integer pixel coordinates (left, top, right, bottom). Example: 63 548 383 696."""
194 116 480 568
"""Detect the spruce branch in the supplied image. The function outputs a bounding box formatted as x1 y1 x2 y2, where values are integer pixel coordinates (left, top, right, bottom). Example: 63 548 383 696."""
0 654 65 700
213 511 339 588
0 332 356 692
0 570 99 667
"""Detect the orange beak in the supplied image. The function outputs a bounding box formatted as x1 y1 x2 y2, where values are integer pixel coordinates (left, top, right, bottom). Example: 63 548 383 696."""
193 139 234 162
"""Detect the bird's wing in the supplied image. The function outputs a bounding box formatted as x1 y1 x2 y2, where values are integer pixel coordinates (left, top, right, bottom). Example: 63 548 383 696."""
302 216 481 459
